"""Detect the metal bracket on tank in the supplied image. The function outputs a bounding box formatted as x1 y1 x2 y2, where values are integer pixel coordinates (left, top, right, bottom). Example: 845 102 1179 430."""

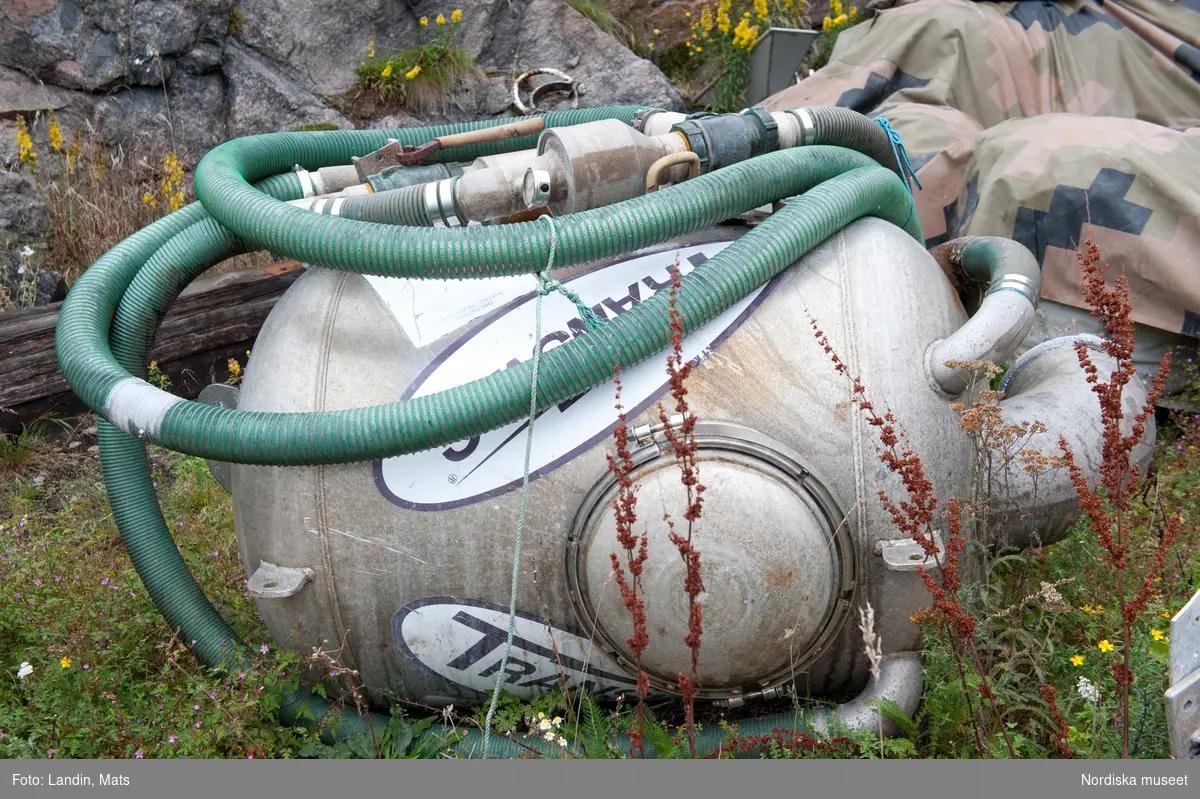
876 534 946 571
631 413 687 451
247 561 315 599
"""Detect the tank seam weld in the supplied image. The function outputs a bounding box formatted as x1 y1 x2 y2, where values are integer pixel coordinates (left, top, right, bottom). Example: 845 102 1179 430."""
315 271 358 672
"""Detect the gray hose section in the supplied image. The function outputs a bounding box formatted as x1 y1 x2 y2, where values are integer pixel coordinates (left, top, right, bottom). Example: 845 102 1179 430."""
957 236 1043 305
807 106 904 181
927 236 1045 395
334 184 430 225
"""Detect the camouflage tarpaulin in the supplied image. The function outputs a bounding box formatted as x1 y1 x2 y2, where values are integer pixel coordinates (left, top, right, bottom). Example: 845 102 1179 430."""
763 0 1200 374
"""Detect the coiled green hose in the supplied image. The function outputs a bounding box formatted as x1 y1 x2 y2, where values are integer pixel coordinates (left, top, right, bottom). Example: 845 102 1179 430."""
54 105 923 755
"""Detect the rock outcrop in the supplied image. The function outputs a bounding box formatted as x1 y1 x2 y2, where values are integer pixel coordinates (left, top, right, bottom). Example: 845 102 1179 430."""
1 0 682 154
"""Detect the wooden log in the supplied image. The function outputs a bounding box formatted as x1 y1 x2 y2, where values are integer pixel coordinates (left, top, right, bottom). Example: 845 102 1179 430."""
0 261 304 432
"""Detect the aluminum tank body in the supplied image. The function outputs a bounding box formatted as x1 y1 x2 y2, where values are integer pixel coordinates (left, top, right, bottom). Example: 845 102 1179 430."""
232 217 973 707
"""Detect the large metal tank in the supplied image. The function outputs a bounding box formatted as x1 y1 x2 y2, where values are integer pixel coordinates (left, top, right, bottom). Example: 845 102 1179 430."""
227 216 1099 708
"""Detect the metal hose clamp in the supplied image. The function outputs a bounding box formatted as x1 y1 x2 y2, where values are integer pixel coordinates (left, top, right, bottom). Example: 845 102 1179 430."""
424 178 461 227
790 107 816 145
512 68 578 115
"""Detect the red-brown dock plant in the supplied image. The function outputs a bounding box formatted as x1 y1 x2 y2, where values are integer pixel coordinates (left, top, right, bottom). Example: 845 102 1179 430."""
1039 684 1075 758
1058 239 1181 758
655 253 706 758
606 365 650 758
810 318 1014 758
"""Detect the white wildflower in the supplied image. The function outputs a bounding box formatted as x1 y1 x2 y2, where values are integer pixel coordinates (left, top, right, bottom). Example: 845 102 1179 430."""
556 735 567 747
17 662 33 680
20 246 33 258
1077 676 1100 704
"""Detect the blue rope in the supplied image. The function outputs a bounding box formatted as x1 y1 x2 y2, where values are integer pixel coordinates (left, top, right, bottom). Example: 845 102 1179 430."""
536 271 606 331
875 116 922 231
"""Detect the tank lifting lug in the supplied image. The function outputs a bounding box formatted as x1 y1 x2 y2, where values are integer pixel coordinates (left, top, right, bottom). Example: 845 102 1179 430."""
247 561 316 599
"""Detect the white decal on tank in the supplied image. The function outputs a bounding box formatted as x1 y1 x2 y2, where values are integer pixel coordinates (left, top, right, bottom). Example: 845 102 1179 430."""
373 241 776 510
365 273 538 348
392 598 638 700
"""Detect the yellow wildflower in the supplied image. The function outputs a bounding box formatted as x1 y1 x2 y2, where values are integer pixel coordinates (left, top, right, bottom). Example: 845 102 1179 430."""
717 0 732 32
652 28 661 35
16 115 36 167
436 13 445 24
695 45 703 52
1098 639 1114 653
1160 611 1172 619
161 151 185 211
381 62 393 78
66 131 81 171
834 13 848 25
227 359 242 376
700 7 713 31
732 18 758 50
822 16 832 31
1070 655 1085 667
142 191 157 208
60 657 72 669
405 65 421 80
1151 629 1165 641
1080 604 1094 615
831 0 843 15
685 10 691 17
48 111 63 153
451 8 462 22
850 5 858 16
367 39 376 58
754 0 768 20
420 16 428 26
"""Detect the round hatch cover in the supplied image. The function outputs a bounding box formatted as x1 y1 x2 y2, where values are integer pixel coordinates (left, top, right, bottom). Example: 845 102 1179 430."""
566 421 854 699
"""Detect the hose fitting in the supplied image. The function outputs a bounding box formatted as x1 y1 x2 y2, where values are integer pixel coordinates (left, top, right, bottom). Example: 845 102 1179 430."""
926 236 1043 396
671 110 780 173
944 236 1042 306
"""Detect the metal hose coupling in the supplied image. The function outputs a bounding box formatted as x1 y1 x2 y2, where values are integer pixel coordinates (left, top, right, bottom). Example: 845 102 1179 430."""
926 236 1043 396
669 108 780 173
943 236 1042 306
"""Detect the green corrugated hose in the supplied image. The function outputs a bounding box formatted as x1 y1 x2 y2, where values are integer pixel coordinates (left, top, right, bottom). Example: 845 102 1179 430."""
54 105 923 756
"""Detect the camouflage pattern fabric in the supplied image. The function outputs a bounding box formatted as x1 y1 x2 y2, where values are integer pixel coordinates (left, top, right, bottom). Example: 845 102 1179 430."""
763 0 1200 350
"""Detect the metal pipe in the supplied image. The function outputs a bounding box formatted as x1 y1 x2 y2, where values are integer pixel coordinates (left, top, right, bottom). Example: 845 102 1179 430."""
807 653 924 738
927 237 1043 396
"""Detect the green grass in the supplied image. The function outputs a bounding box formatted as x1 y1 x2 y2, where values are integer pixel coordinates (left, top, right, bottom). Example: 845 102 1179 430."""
353 37 479 116
567 0 636 48
1 404 1196 758
0 445 314 758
